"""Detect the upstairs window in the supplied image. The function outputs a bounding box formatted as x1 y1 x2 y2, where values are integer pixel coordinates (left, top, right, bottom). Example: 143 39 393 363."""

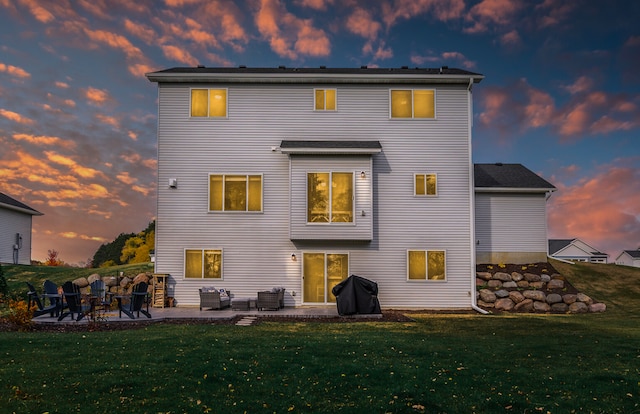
408 250 446 281
314 89 336 111
185 249 222 279
209 174 262 212
307 172 353 223
415 173 437 196
390 89 435 118
191 88 227 117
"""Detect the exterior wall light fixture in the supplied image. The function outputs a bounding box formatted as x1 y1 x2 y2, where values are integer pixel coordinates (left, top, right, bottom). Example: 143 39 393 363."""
291 253 297 261
360 171 366 178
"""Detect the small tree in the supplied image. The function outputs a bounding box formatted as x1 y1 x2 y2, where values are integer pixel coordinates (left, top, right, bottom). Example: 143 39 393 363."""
44 249 63 266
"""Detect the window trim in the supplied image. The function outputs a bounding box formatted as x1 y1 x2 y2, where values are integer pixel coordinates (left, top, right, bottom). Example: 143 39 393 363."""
389 89 436 119
208 173 263 213
306 170 355 225
184 248 223 279
302 251 350 304
190 88 228 118
313 88 337 111
406 249 447 282
414 173 438 197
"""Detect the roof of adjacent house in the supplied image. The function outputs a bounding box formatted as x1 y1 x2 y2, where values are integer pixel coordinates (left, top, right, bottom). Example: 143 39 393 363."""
622 250 640 258
474 163 556 192
548 238 608 256
0 192 43 216
147 66 484 84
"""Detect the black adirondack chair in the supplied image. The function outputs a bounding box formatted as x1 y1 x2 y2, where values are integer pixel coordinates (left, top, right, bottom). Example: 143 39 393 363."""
89 280 111 312
118 282 151 319
58 281 85 322
43 280 65 316
26 282 58 318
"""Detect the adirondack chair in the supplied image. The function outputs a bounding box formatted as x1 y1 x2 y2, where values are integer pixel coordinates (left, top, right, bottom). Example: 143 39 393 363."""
118 282 151 319
58 281 85 322
43 280 65 315
89 280 111 312
26 282 58 318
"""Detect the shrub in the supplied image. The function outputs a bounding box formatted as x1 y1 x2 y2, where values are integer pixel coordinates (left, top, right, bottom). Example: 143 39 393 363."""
0 264 7 298
6 299 34 331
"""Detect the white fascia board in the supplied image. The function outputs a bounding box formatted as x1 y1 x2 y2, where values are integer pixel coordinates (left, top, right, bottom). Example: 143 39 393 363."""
474 187 556 194
280 147 382 155
0 203 43 216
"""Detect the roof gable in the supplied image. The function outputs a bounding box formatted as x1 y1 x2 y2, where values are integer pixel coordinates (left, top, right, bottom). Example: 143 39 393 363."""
0 192 43 216
474 163 556 192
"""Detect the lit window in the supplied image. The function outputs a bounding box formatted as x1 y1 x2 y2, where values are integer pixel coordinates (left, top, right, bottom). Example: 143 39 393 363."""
390 89 435 118
307 172 353 223
209 174 262 212
185 249 222 279
191 88 227 117
303 252 348 303
415 173 437 196
315 89 336 111
408 250 446 281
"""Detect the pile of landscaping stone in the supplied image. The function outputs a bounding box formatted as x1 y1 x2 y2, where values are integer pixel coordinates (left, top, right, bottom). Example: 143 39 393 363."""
476 268 606 314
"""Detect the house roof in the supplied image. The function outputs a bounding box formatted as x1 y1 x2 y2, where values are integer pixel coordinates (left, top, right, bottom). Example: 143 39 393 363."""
474 163 556 193
147 66 484 85
0 192 43 216
622 250 640 259
280 140 382 155
548 238 608 257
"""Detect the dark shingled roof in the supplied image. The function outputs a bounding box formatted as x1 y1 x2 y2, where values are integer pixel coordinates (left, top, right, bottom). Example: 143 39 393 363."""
474 163 556 190
150 66 483 77
548 239 574 255
623 250 640 258
0 192 42 215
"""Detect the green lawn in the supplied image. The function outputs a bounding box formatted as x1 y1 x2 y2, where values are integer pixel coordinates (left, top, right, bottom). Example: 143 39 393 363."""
0 261 639 413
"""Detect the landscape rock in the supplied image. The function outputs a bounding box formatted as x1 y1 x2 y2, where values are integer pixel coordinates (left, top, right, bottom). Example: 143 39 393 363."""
104 277 117 287
517 281 530 288
487 280 503 288
120 277 132 288
577 293 593 305
551 303 569 313
529 281 545 289
73 277 89 288
479 289 497 303
569 302 588 313
547 279 565 290
494 289 510 298
589 303 606 313
476 272 492 281
511 272 524 282
563 294 577 304
493 272 512 282
514 299 534 312
495 298 515 311
533 301 551 312
524 273 541 282
508 291 525 303
133 273 150 284
540 274 551 283
546 293 563 304
523 290 546 302
87 274 102 284
477 300 495 308
502 281 518 289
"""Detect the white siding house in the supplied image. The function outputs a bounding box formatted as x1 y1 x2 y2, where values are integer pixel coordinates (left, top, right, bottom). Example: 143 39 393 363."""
0 192 43 265
548 239 609 263
474 164 556 264
146 66 554 310
614 249 640 268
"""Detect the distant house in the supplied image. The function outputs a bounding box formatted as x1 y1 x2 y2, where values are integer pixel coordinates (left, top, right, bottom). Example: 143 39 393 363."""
548 238 608 264
146 66 555 310
0 192 43 265
614 249 640 268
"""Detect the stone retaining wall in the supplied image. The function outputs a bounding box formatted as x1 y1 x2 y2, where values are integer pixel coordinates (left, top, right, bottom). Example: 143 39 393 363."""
476 267 606 314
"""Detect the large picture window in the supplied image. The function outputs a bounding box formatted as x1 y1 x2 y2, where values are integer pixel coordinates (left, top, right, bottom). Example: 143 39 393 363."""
307 172 353 223
390 89 435 118
185 249 222 279
415 173 437 196
408 250 446 281
191 88 227 117
209 174 262 212
303 252 348 303
314 89 336 111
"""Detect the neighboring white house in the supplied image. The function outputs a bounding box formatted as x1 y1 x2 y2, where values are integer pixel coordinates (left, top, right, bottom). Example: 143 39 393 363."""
548 238 609 263
615 249 640 268
0 192 43 265
475 163 556 264
146 66 554 310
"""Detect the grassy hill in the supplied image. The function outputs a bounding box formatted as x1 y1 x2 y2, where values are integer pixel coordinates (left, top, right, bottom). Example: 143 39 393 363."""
1 262 153 300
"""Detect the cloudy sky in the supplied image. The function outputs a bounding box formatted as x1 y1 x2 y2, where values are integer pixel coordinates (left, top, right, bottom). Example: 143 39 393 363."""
1 0 638 265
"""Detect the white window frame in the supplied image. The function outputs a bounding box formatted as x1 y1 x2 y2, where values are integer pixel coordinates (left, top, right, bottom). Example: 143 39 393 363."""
406 249 447 282
190 88 228 118
302 251 350 304
306 171 355 225
389 89 436 119
414 173 438 197
313 88 337 111
184 248 223 279
208 173 263 213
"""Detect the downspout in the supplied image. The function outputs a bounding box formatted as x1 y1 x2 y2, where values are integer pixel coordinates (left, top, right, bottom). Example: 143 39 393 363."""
467 78 489 315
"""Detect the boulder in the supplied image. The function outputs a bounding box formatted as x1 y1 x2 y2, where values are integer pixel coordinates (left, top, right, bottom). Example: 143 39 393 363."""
547 279 565 290
569 302 588 313
514 299 534 312
493 272 512 282
479 289 497 303
476 278 486 286
577 293 593 305
529 281 545 289
540 274 551 283
516 281 530 288
494 289 510 298
589 303 607 313
551 303 569 313
524 273 541 282
87 273 102 284
533 301 550 312
495 298 515 311
104 276 117 287
546 293 563 304
508 291 525 303
523 290 546 302
133 273 150 284
476 272 492 281
563 294 577 304
487 280 503 288
511 272 524 282
502 281 518 289
73 277 89 288
120 276 132 288
477 300 495 309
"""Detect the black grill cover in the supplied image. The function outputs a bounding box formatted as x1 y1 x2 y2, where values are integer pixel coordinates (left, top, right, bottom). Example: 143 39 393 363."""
331 274 381 316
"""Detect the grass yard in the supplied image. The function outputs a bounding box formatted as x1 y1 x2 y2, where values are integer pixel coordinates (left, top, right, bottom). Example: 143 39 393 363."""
0 261 639 413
